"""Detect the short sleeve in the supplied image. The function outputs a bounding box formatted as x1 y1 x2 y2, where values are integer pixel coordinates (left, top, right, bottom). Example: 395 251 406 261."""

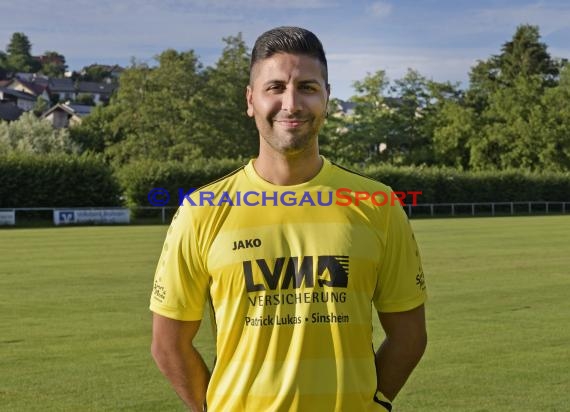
373 198 427 313
149 203 210 321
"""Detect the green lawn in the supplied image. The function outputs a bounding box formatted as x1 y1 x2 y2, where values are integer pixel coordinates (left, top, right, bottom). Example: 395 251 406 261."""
1 216 569 411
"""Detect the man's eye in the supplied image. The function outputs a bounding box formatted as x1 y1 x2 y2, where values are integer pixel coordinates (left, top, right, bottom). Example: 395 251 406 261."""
300 85 317 92
267 84 284 91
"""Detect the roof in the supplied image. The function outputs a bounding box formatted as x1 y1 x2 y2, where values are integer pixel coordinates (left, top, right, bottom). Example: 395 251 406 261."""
8 78 48 96
67 103 94 116
0 87 36 101
0 102 24 121
41 103 93 119
76 81 116 94
15 73 49 86
48 78 75 93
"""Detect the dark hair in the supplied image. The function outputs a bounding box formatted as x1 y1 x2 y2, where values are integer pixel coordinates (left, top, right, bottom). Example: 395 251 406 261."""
250 26 328 83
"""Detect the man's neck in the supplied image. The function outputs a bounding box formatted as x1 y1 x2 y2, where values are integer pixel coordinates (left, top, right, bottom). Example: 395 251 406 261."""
253 148 323 186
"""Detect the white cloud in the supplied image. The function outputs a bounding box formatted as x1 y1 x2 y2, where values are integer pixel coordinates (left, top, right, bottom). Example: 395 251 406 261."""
151 0 335 10
368 1 392 18
327 48 482 99
478 2 570 35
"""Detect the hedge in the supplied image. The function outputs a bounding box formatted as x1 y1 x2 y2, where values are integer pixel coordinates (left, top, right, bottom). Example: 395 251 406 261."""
0 153 122 207
360 164 570 203
118 159 570 207
2 155 568 209
116 158 244 208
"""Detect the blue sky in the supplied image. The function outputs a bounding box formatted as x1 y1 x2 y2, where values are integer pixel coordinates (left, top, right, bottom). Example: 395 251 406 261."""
1 0 569 99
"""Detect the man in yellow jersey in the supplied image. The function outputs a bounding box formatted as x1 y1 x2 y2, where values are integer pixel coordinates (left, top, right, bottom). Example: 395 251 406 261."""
150 26 427 412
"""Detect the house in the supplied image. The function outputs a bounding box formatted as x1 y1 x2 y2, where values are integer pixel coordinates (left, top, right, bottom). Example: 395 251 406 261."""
4 77 50 102
48 78 77 102
0 87 37 111
0 101 24 122
76 81 116 104
14 73 49 84
47 79 116 105
41 103 93 128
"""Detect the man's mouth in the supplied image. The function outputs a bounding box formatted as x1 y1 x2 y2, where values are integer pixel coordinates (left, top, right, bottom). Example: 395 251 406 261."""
274 119 308 128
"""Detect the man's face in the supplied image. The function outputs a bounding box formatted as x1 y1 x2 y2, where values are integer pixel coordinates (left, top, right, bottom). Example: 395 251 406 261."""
247 53 330 155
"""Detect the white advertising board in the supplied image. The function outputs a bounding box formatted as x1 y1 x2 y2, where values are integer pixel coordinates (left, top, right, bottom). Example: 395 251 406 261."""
53 209 130 225
0 210 16 226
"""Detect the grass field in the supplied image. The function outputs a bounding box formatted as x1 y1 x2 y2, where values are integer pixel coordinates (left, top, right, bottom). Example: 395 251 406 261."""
1 216 569 411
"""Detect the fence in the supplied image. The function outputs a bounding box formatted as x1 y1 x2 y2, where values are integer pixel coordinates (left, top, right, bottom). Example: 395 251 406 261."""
1 201 569 226
405 201 569 218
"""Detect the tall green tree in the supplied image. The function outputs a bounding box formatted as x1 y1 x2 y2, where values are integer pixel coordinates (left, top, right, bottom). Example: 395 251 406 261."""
500 25 559 86
191 34 257 158
5 32 39 73
466 24 560 112
79 64 113 82
537 64 570 171
0 51 8 78
342 70 392 163
74 50 205 165
469 75 545 170
432 101 476 169
319 98 356 162
39 51 67 77
387 69 452 165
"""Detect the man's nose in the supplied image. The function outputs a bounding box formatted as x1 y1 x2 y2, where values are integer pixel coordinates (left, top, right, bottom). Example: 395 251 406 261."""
281 88 301 114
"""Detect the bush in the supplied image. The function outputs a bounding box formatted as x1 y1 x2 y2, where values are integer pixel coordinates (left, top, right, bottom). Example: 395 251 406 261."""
0 153 122 207
118 159 570 207
360 165 570 203
117 158 244 208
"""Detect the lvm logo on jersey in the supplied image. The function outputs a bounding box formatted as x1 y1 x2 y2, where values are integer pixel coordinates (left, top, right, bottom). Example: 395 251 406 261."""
243 255 350 307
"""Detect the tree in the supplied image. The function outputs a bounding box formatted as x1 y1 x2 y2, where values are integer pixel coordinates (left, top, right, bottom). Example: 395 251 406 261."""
500 25 559 86
0 112 78 154
432 101 475 169
69 103 121 154
75 93 95 106
39 51 67 77
342 70 392 164
0 51 8 79
319 98 356 162
73 34 261 165
536 64 570 171
336 69 459 166
387 69 451 165
32 96 49 116
80 64 112 82
466 24 560 113
451 24 570 171
469 75 546 170
74 50 205 165
191 34 257 159
5 32 39 73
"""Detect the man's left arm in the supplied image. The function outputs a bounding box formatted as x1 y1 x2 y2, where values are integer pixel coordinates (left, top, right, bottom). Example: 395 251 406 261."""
375 304 427 402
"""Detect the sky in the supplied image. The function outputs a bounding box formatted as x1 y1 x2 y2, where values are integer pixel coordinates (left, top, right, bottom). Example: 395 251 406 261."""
1 0 569 100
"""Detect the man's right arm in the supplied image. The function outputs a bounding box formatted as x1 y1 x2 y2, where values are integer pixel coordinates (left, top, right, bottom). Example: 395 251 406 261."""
151 313 210 412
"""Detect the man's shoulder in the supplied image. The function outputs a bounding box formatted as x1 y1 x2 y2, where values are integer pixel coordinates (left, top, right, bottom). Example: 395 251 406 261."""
191 164 247 195
176 164 247 218
328 160 392 192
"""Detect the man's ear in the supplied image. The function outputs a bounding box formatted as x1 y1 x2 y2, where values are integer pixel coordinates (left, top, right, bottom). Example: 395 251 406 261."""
325 83 331 116
246 85 254 117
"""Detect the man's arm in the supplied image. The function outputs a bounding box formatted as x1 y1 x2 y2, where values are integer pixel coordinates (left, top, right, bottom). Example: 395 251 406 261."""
151 313 210 411
375 304 427 401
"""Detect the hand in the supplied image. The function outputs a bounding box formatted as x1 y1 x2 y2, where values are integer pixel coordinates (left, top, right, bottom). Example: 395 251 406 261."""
374 390 393 411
